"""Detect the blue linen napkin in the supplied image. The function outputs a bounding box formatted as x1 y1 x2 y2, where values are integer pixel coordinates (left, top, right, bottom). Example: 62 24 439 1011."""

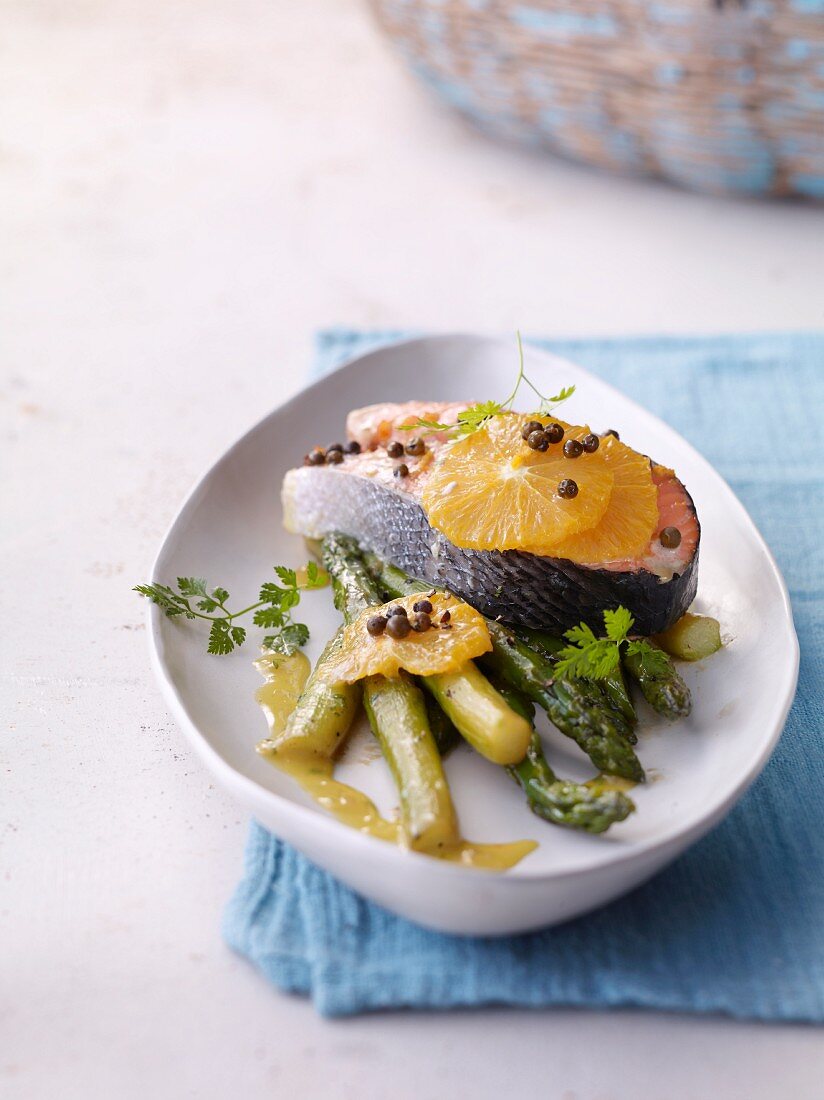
224 329 824 1020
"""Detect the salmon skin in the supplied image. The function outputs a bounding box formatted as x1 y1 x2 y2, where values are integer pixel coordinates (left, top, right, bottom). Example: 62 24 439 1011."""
283 403 700 635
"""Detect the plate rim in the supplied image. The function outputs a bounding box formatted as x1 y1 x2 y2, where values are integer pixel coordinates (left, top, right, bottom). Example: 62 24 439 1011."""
145 333 801 884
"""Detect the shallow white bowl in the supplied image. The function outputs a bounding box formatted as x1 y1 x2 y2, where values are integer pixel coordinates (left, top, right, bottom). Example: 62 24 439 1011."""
147 335 799 936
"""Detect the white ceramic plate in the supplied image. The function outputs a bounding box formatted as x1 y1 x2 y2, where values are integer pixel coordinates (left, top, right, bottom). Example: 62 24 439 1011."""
148 335 799 935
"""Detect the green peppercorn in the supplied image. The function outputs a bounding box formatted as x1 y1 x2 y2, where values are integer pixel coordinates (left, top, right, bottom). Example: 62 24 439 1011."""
527 430 549 452
545 423 564 444
521 420 543 441
386 440 404 458
582 433 600 453
659 526 682 549
366 615 387 636
405 437 426 457
386 614 411 639
563 439 583 458
558 478 579 499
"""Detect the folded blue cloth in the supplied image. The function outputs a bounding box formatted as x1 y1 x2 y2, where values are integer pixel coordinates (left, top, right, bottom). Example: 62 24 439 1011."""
225 329 824 1020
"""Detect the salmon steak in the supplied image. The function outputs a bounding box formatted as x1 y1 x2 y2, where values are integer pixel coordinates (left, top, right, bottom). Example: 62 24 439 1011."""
282 402 700 634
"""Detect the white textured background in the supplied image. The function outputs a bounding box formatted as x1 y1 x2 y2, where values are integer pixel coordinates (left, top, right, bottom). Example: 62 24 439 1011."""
3 2 823 1097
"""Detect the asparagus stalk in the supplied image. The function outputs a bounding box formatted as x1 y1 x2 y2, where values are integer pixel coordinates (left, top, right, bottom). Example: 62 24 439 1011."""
325 532 385 615
321 533 460 850
262 628 361 759
361 673 459 851
493 678 635 833
421 662 532 766
623 644 692 720
363 551 431 600
365 554 644 782
518 625 638 735
481 625 644 782
653 613 722 662
424 692 461 757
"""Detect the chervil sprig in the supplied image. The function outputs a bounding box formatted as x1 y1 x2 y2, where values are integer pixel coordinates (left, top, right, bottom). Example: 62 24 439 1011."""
400 332 575 439
554 606 671 682
134 562 328 656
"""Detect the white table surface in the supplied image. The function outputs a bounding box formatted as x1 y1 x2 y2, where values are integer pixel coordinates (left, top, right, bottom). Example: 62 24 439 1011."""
3 2 823 1096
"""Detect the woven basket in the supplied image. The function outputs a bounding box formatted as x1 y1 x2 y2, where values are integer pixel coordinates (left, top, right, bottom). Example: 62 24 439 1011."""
367 0 824 198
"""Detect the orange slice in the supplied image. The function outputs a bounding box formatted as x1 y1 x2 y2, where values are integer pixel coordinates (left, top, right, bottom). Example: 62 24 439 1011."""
321 593 492 683
421 414 614 554
544 434 659 563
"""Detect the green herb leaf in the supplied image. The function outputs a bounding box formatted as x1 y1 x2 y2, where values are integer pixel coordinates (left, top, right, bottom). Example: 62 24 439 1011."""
604 606 634 643
554 606 644 682
133 583 182 613
134 562 320 657
264 622 310 656
555 637 619 681
252 606 286 628
625 639 672 677
303 561 327 589
399 417 454 433
454 400 505 435
536 384 576 416
259 581 285 604
207 620 234 655
281 588 301 611
564 622 599 648
548 384 576 405
178 577 208 597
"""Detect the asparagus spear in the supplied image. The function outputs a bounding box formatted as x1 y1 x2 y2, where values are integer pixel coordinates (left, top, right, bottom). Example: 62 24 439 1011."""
481 624 644 782
424 691 461 757
321 532 460 850
364 551 431 600
518 625 637 735
365 554 644 782
492 678 635 833
421 661 532 766
623 644 692 720
653 613 722 662
262 628 361 759
361 673 459 851
325 532 385 615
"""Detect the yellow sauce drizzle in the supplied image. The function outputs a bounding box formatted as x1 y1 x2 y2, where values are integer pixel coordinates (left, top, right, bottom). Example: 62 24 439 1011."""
585 773 638 795
254 652 536 871
255 650 313 736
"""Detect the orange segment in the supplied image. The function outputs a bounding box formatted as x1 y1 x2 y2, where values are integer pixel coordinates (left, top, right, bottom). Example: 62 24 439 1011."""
321 593 492 683
421 414 614 553
544 434 659 563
